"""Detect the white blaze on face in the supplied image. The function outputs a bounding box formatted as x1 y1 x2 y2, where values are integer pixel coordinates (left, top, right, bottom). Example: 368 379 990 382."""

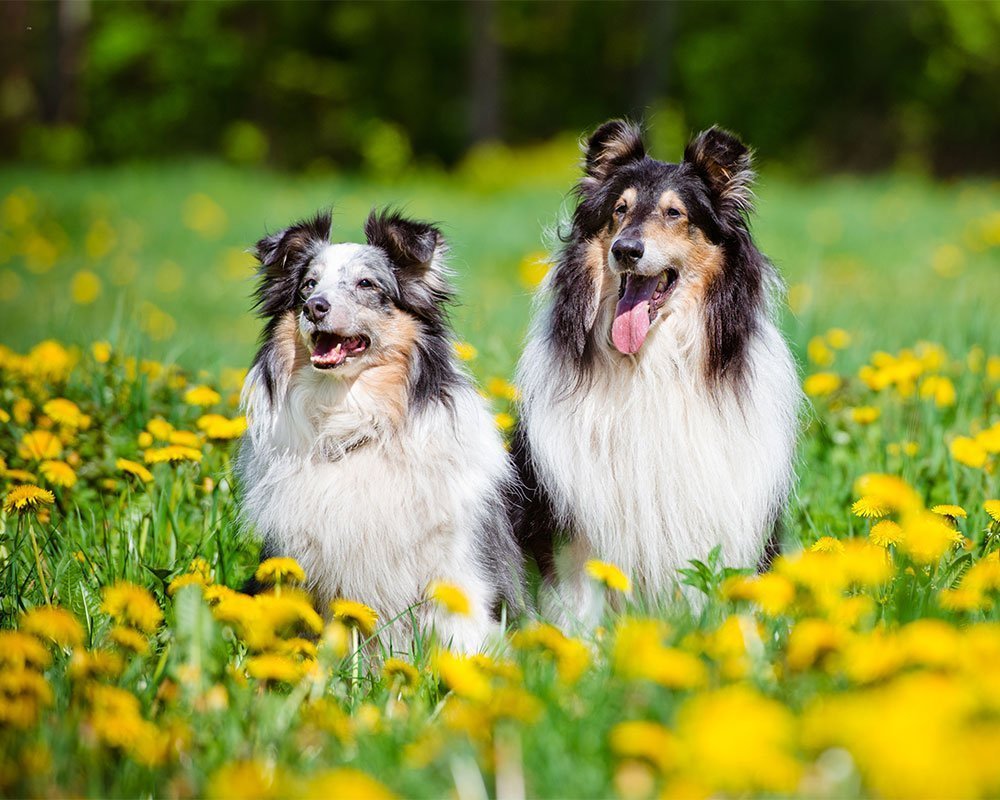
311 243 368 295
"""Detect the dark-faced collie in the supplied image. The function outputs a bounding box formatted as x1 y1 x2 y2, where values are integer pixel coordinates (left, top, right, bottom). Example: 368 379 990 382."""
512 121 799 623
237 208 522 653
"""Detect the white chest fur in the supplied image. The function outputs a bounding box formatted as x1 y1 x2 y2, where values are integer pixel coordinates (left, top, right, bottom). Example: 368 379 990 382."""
519 308 799 596
238 367 507 651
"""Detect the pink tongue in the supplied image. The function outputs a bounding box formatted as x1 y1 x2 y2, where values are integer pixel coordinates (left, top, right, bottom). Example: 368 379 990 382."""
612 275 659 354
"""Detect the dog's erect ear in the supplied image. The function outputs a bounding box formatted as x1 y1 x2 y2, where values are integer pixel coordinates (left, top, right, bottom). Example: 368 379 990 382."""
365 209 452 319
253 210 332 274
364 209 442 271
582 119 645 183
684 127 755 219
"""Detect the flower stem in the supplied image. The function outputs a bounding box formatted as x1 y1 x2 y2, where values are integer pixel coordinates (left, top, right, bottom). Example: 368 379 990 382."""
26 516 51 606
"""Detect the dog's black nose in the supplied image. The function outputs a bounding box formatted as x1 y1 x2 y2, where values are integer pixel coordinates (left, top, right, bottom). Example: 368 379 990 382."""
612 237 645 265
304 295 330 322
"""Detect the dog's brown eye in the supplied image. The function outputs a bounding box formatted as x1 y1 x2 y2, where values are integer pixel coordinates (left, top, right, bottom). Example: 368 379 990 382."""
357 279 374 289
614 203 627 216
301 278 317 295
666 207 682 219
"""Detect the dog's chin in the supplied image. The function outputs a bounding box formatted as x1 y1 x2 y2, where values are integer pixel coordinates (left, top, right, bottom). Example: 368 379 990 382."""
610 268 679 355
308 331 371 371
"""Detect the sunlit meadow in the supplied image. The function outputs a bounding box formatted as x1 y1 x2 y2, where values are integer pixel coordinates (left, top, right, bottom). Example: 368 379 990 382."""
1 145 999 798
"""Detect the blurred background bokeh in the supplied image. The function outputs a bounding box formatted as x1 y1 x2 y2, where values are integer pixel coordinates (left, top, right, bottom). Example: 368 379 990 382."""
0 0 997 377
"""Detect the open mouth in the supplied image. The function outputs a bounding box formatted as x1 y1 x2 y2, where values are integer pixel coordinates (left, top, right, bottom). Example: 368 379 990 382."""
310 332 369 369
611 269 679 355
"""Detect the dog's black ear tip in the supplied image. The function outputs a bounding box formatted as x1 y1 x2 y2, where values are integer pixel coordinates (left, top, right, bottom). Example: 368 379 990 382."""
686 126 750 166
582 118 645 180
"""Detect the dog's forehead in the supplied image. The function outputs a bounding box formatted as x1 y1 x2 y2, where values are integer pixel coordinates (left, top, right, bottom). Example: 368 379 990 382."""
311 242 389 277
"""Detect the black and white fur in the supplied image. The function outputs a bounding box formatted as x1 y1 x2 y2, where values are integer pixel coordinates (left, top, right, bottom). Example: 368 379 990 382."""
237 209 522 653
512 121 799 624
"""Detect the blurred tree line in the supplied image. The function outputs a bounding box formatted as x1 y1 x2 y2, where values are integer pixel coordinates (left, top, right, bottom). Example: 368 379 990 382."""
1 0 997 175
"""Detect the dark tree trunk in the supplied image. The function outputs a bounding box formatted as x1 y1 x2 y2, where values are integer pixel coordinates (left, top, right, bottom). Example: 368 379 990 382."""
49 0 89 124
467 0 502 144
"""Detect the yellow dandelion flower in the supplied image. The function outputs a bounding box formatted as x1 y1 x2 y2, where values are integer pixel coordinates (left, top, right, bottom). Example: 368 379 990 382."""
807 336 834 367
810 536 844 553
137 431 154 448
274 637 317 660
850 406 880 424
826 328 852 350
803 372 841 397
255 557 306 585
197 414 247 440
168 430 202 448
383 657 420 688
146 417 174 441
486 377 519 401
3 484 55 515
116 458 154 483
899 512 962 565
5 469 38 483
852 496 889 519
20 605 83 647
986 500 1000 523
453 341 477 361
853 473 922 514
167 572 207 596
42 398 89 429
17 430 62 461
301 769 396 800
931 504 967 520
27 340 74 382
0 631 52 670
518 251 549 289
206 761 287 800
330 598 379 637
144 445 202 464
102 582 163 633
92 341 112 363
68 649 124 681
609 720 676 773
245 653 304 683
951 436 987 469
0 408 9 424
722 573 795 616
39 460 77 488
433 650 491 701
869 520 904 548
108 625 149 654
494 412 515 431
585 559 632 592
426 581 471 616
184 385 221 406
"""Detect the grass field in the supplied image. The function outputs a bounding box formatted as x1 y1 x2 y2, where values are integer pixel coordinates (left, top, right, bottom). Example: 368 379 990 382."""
1 156 999 798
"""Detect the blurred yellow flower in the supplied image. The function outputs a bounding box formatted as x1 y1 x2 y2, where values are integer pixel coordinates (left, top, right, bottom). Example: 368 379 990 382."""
20 605 83 647
4 484 55 515
168 430 202 448
68 648 124 681
383 657 420 688
899 512 962 565
986 500 1000 524
853 473 922 514
722 573 795 616
92 341 112 363
246 653 303 683
330 599 379 637
609 720 676 773
810 536 844 553
803 372 841 397
950 436 987 469
116 458 154 483
207 760 286 800
518 251 549 289
144 445 203 464
486 376 519 401
70 270 102 305
494 412 515 431
39 460 76 488
109 625 149 654
426 581 471 616
102 582 163 633
42 398 89 429
453 341 477 361
850 406 880 424
18 430 62 461
0 631 52 670
197 413 247 440
301 769 396 800
182 193 228 239
184 385 222 406
433 650 491 701
585 559 631 593
826 328 852 349
919 375 956 408
807 336 834 367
